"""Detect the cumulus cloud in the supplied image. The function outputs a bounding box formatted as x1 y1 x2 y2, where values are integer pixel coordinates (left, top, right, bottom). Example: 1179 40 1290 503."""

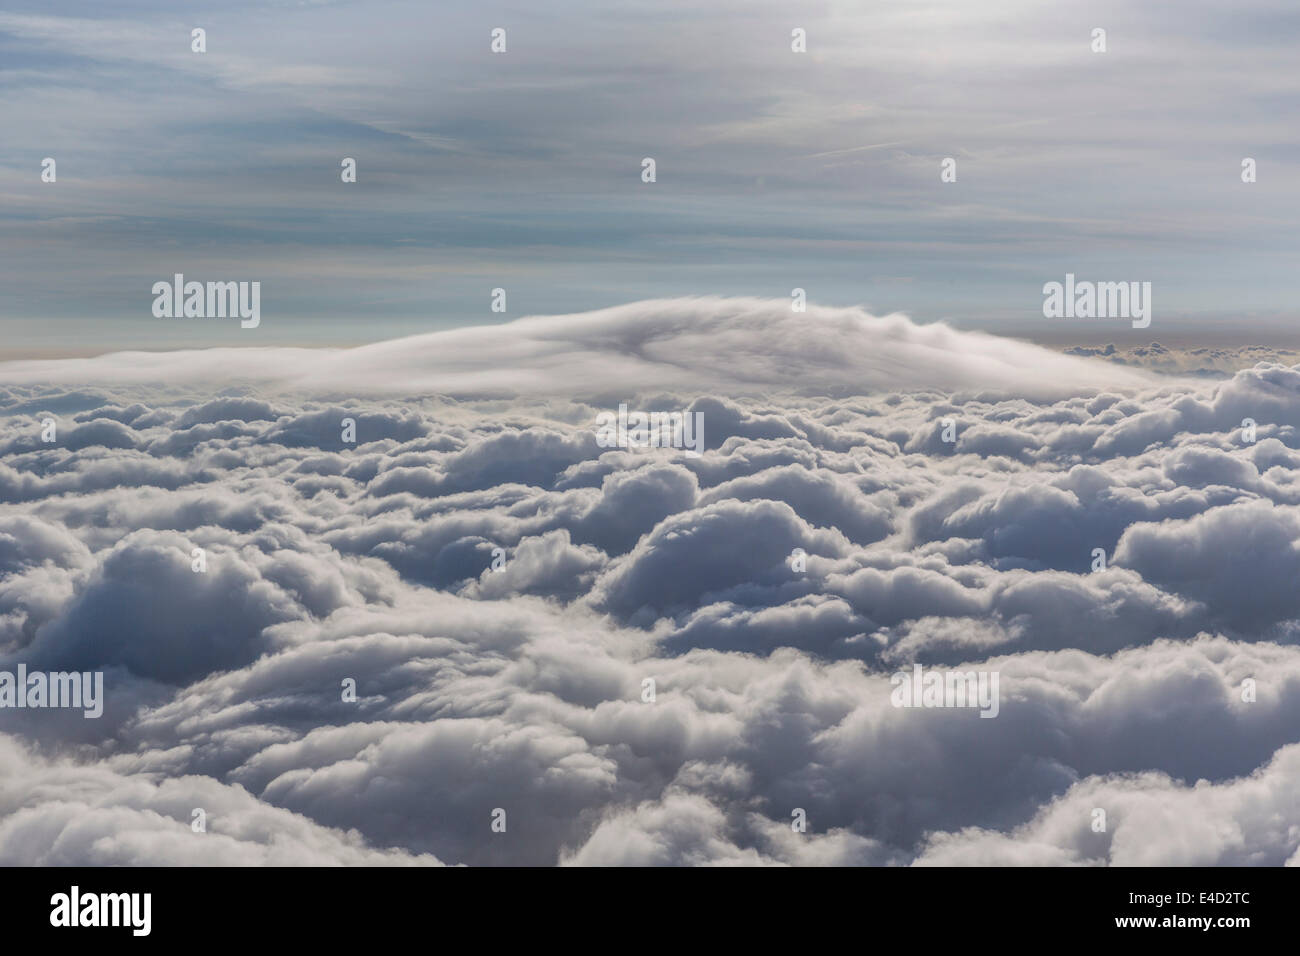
0 736 440 866
1 303 1297 866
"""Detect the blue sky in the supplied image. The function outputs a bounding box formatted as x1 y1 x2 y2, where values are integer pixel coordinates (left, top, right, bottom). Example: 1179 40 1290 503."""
2 0 1299 351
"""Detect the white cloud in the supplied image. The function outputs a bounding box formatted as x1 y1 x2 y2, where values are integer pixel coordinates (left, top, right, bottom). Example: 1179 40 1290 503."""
0 299 1154 397
1 333 1298 865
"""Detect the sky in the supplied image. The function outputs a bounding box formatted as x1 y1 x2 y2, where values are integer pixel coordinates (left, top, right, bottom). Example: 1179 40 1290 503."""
3 0 1300 351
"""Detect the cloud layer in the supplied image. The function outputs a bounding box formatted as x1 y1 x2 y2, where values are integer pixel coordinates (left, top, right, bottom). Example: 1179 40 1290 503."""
1 305 1297 865
0 298 1154 397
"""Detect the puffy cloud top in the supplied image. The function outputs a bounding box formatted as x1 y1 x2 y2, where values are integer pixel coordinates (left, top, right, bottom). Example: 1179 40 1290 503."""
1 325 1298 865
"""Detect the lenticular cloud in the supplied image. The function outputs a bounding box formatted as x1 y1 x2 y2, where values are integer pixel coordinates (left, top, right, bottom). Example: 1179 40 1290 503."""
0 297 1153 397
2 300 1298 866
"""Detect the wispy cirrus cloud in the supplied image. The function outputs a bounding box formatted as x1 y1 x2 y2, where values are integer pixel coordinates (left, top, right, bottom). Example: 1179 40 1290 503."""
3 0 1299 344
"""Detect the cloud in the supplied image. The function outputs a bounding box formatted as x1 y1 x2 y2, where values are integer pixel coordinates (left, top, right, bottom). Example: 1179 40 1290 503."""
0 735 440 866
0 299 1155 397
0 348 1298 865
10 530 300 684
1115 500 1300 633
915 742 1300 866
